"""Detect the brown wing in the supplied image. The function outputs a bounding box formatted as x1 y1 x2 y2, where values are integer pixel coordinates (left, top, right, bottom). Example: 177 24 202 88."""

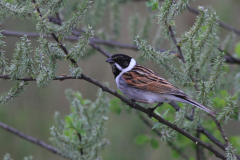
123 65 186 96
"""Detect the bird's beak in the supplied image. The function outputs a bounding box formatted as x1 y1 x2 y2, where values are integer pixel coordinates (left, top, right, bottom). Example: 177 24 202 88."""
106 57 114 63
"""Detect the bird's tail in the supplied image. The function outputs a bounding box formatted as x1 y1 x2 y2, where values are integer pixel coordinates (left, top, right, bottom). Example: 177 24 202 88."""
177 95 217 116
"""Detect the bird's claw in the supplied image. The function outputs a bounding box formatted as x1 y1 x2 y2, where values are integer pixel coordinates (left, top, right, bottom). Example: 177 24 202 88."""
130 99 136 108
147 103 163 118
147 107 155 118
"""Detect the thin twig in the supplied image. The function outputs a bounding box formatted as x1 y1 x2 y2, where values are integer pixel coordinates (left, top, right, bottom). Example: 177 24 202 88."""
71 30 111 58
168 26 200 91
211 115 230 147
168 26 186 63
196 132 205 160
186 5 240 35
133 0 240 35
197 125 226 150
167 22 233 159
0 121 63 157
167 22 232 153
139 114 189 160
32 0 78 67
170 102 240 160
77 133 83 155
2 30 240 65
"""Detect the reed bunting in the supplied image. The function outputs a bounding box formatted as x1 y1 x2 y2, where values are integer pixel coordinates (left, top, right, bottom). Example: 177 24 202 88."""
106 54 217 116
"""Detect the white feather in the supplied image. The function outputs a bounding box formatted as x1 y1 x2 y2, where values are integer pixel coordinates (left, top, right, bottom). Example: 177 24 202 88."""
115 63 123 71
115 58 136 88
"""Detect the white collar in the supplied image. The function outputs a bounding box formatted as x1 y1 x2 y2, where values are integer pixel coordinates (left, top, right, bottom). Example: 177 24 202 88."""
115 58 136 88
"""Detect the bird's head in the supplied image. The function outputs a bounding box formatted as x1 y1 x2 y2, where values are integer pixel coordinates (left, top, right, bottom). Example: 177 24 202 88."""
106 54 136 78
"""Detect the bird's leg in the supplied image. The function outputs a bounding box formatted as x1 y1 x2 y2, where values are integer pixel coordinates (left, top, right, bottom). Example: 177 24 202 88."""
130 99 136 108
148 103 163 118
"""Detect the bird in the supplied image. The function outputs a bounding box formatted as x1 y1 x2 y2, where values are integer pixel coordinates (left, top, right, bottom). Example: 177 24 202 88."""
105 54 217 117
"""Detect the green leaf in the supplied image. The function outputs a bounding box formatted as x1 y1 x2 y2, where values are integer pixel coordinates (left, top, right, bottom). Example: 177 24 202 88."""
153 13 157 19
109 98 122 115
134 135 150 145
78 129 86 136
190 82 196 86
235 42 240 58
220 90 228 98
151 3 158 10
152 123 162 129
201 26 208 31
230 136 240 154
189 156 195 160
162 109 170 118
177 43 182 47
64 129 71 136
146 2 155 7
63 128 75 140
222 65 230 73
74 92 82 101
171 150 180 158
75 119 82 130
213 97 226 108
151 117 159 122
65 116 73 125
150 138 159 149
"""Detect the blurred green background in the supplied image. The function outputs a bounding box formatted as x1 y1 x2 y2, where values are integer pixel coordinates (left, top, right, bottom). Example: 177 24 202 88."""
0 0 240 159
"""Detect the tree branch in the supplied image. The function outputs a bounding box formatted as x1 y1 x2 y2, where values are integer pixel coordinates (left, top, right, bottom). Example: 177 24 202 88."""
32 0 78 67
167 22 234 159
77 133 83 155
0 121 63 158
186 5 240 35
138 114 189 160
168 25 199 91
132 0 240 35
197 125 226 150
211 115 230 147
168 26 186 63
170 102 240 160
2 30 240 65
196 131 205 160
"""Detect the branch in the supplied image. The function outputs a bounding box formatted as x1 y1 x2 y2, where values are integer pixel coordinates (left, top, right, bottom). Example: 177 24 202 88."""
186 5 240 35
2 30 240 65
132 0 240 35
0 74 227 160
168 26 186 63
167 22 233 159
77 133 83 155
71 30 111 58
0 121 63 158
170 102 240 160
138 114 189 160
197 125 225 150
211 115 230 146
196 131 205 160
32 0 78 67
168 25 199 91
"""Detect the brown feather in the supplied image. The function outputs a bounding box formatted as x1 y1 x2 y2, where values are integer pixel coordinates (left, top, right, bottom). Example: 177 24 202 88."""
122 65 217 116
123 64 186 96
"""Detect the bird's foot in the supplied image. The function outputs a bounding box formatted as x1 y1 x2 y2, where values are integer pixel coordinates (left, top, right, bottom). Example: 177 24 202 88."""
130 99 136 108
147 107 156 118
147 103 163 118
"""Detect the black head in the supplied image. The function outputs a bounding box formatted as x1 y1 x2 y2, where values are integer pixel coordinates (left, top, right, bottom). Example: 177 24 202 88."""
106 54 136 78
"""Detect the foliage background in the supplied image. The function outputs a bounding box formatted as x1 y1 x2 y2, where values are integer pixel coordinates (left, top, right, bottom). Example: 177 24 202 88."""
0 0 240 159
